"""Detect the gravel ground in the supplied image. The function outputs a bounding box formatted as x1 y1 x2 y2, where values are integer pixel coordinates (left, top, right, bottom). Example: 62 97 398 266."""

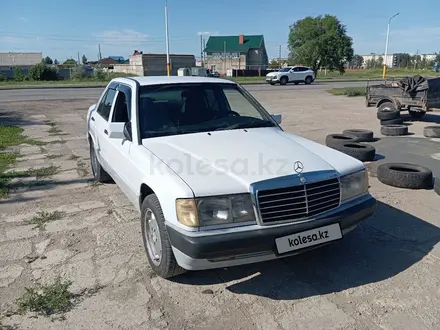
1 89 440 330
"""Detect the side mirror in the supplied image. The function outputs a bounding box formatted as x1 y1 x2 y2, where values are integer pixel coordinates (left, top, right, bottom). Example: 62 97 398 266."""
108 122 125 139
123 122 132 141
271 114 282 125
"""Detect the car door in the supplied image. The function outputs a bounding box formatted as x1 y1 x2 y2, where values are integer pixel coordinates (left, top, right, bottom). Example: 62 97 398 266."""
105 84 137 201
94 86 118 172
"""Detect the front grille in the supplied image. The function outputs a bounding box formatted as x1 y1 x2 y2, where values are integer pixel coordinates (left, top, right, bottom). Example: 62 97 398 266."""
257 178 340 224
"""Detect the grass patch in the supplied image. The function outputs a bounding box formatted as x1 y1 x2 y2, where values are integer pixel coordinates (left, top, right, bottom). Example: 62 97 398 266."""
15 278 74 316
0 126 45 149
26 210 65 230
328 87 366 97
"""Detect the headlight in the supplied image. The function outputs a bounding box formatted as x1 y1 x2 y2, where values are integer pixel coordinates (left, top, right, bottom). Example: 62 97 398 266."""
176 194 256 227
340 170 369 202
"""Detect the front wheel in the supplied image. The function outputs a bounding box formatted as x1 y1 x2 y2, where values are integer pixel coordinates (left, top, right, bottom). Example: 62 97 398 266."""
141 194 186 279
90 141 111 183
280 76 288 85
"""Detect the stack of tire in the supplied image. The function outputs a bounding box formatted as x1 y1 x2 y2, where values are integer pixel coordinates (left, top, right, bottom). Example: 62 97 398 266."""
325 129 376 162
377 102 408 136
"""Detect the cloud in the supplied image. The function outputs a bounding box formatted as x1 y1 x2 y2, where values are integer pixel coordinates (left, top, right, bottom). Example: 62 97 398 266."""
197 31 219 36
19 17 28 22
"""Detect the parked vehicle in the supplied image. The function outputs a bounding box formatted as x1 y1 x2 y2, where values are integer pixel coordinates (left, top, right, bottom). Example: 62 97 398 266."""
87 76 377 278
365 76 440 118
266 66 316 85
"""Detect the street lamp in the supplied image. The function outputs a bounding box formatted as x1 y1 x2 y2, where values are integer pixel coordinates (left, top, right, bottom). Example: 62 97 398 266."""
165 0 171 76
382 12 399 80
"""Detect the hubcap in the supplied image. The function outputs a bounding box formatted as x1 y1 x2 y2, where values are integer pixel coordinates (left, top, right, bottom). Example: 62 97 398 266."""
144 209 162 266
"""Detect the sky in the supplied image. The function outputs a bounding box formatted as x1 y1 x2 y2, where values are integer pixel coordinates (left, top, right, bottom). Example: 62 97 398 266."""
1 0 439 62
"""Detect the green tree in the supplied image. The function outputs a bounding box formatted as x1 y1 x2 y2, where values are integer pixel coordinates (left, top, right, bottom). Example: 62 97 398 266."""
29 63 58 81
42 56 53 65
82 54 88 65
54 59 59 65
13 67 26 81
268 59 281 69
350 54 364 68
288 14 354 74
63 58 77 66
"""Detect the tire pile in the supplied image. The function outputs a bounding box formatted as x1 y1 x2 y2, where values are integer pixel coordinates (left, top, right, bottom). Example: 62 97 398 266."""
325 129 376 162
376 103 409 136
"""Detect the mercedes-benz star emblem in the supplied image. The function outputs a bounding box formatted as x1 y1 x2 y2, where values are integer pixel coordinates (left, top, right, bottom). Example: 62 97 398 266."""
293 161 304 174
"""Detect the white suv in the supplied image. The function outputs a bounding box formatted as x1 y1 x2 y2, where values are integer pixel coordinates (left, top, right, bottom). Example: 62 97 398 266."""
87 76 376 278
266 66 316 85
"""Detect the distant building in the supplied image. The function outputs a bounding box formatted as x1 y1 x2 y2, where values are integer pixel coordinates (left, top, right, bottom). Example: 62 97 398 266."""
203 34 269 73
0 52 42 78
360 53 438 68
108 52 196 76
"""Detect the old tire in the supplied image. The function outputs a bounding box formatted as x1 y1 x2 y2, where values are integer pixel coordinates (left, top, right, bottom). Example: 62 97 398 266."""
342 129 374 142
423 125 440 138
280 76 288 85
377 102 399 120
377 163 433 189
141 194 186 279
330 142 376 162
408 110 426 119
90 141 111 183
325 133 359 148
381 124 408 136
380 118 404 125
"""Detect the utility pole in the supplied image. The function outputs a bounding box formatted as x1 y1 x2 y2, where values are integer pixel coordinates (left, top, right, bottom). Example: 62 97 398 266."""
414 49 418 70
77 52 80 65
203 38 206 68
200 34 204 68
223 41 226 74
383 12 399 80
98 44 102 61
165 0 171 76
278 44 282 68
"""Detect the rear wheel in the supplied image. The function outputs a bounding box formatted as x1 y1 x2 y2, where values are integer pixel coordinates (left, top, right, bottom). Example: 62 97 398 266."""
90 141 111 183
304 76 313 85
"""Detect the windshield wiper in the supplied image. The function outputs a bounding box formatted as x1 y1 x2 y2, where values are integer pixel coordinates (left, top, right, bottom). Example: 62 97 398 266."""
215 120 275 131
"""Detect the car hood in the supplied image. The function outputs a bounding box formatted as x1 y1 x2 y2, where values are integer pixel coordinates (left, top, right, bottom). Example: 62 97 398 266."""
266 72 279 77
143 127 364 197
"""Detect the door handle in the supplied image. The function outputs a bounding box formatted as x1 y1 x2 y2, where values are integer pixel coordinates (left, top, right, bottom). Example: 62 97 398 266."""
91 116 95 121
104 129 108 135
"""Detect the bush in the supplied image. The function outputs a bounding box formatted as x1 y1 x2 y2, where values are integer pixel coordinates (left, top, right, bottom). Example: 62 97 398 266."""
93 68 108 80
29 63 58 81
0 73 6 82
13 67 27 81
70 65 87 79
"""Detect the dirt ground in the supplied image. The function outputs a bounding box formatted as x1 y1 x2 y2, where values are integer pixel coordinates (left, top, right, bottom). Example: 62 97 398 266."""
1 89 440 330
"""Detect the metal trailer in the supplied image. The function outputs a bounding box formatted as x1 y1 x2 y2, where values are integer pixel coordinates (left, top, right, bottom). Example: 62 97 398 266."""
365 77 440 118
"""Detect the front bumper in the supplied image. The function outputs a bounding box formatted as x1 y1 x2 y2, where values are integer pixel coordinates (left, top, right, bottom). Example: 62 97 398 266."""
266 76 279 83
167 197 377 261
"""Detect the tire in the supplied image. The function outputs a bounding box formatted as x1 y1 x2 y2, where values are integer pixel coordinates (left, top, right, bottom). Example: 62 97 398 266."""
381 124 408 136
304 76 313 84
434 178 440 195
330 142 376 162
408 110 426 119
342 129 374 142
380 118 404 125
377 102 399 120
140 194 186 279
423 125 440 138
325 133 359 148
90 141 111 183
269 82 275 85
377 163 433 189
280 76 288 85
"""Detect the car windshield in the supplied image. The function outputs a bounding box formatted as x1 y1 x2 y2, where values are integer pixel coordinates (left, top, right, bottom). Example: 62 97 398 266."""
137 83 276 139
279 68 291 72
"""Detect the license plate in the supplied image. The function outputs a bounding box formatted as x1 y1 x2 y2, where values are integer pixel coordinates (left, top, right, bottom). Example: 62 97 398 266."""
275 223 342 254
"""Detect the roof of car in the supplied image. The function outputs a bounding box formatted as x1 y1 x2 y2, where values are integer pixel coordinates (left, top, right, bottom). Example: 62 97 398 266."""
116 76 237 86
